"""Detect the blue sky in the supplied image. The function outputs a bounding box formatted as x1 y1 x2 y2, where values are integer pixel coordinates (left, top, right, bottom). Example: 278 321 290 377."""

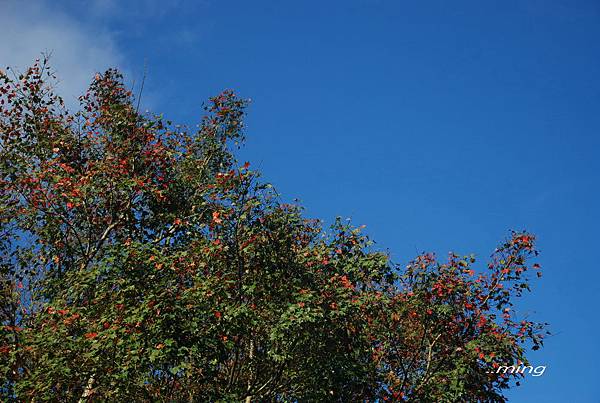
3 1 600 401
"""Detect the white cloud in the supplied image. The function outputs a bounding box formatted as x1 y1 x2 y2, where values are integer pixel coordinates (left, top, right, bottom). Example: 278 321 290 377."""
0 0 125 108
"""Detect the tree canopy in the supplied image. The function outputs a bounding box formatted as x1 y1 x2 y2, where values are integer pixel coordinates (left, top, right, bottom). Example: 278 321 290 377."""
0 58 546 402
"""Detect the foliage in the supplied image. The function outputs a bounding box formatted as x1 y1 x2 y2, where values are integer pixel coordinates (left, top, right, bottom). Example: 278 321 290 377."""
0 58 547 402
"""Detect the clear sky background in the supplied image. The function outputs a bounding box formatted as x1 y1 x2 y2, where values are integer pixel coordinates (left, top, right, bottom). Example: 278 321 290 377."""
3 1 599 401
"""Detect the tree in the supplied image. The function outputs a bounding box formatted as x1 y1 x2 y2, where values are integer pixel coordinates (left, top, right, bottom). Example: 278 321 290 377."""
0 58 547 402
